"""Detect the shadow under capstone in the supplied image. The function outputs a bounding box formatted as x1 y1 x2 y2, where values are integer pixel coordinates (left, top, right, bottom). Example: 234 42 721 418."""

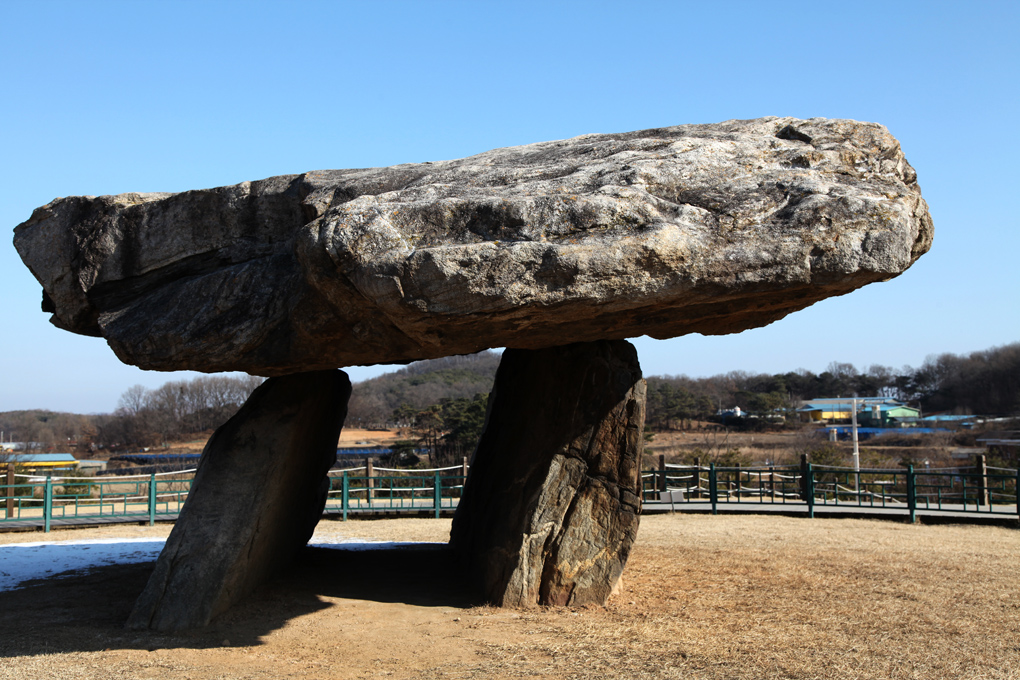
0 542 473 657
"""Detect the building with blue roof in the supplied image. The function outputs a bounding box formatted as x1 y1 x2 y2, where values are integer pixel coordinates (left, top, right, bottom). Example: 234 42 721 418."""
797 397 919 426
4 453 78 471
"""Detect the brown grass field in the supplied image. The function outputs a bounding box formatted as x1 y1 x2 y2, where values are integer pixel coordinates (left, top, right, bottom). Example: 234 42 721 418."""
1 514 1018 679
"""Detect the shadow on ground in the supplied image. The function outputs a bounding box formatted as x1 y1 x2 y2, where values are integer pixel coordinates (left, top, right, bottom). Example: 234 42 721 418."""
0 543 476 657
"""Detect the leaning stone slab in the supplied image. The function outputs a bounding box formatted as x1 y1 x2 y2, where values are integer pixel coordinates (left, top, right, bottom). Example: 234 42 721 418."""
127 370 350 632
450 340 645 606
13 117 932 375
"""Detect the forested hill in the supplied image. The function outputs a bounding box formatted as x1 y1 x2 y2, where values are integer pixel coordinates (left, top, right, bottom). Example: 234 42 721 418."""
3 342 1017 452
345 351 501 428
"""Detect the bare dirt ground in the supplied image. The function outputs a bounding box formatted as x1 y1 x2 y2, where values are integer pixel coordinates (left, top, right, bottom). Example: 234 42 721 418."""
2 514 1018 679
158 428 408 457
338 428 407 446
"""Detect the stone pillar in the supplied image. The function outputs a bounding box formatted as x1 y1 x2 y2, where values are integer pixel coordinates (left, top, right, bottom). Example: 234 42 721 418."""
127 370 350 631
450 340 645 607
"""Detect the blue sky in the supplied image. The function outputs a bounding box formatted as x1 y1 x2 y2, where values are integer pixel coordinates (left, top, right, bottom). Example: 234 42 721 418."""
1 0 1017 413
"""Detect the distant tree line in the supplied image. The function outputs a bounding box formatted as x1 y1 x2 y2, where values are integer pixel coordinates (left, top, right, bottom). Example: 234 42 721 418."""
0 374 265 454
646 342 1020 430
909 343 1020 415
3 343 1016 456
94 375 265 449
0 410 96 451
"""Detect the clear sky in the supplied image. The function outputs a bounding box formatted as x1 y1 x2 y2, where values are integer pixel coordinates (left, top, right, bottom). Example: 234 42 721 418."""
1 0 1017 413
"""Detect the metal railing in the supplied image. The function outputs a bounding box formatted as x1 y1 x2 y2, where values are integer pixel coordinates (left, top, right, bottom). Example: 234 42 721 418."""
0 468 194 530
642 461 1020 521
0 463 467 531
4 459 1017 532
324 465 467 520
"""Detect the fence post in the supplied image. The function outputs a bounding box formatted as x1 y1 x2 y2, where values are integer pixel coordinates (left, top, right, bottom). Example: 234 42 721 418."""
734 462 741 502
769 465 776 501
907 464 916 523
366 458 374 504
976 454 989 507
342 470 349 522
658 455 666 493
709 463 718 515
5 463 13 519
461 456 469 484
44 474 53 532
148 473 157 525
806 462 815 519
434 469 441 519
1015 466 1019 520
799 453 809 502
693 457 701 499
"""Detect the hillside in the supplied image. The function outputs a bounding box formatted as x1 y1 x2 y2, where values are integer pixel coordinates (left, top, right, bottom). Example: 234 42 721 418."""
344 351 500 428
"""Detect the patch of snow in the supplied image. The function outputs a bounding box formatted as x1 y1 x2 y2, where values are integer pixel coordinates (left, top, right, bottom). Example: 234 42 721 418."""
0 537 444 592
0 538 166 592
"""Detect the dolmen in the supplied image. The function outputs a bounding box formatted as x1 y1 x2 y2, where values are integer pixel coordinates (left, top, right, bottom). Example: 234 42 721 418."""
14 117 932 630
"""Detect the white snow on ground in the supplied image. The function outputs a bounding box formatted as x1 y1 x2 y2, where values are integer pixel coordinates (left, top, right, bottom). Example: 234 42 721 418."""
0 538 166 592
0 538 442 592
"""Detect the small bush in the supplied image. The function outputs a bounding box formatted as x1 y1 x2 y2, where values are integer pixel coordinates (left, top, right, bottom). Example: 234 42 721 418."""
56 470 96 497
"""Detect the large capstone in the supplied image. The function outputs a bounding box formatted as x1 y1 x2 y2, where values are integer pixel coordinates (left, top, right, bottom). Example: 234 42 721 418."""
126 370 350 632
451 340 645 606
13 117 931 375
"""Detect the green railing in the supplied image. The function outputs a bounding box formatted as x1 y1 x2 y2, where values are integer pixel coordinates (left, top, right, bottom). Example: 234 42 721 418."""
5 460 1017 532
324 465 467 520
642 462 1020 521
0 464 467 531
0 469 194 530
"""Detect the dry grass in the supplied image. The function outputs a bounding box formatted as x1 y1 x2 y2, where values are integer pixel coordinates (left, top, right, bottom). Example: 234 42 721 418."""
471 515 1020 679
1 514 1018 679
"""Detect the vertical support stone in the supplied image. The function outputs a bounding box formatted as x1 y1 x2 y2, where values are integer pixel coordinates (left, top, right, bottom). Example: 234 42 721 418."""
127 370 350 632
450 340 645 607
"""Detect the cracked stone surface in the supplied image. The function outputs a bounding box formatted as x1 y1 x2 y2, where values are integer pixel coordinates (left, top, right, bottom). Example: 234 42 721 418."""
126 370 350 632
450 340 645 606
13 117 931 375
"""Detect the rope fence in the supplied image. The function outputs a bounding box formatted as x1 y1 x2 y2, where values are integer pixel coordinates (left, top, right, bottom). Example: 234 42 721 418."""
643 456 1020 521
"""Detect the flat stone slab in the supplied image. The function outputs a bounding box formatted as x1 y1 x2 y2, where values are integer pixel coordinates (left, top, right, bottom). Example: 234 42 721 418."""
13 117 931 375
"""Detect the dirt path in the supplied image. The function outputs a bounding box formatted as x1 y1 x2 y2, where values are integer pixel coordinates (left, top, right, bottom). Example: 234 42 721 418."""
2 515 1019 679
